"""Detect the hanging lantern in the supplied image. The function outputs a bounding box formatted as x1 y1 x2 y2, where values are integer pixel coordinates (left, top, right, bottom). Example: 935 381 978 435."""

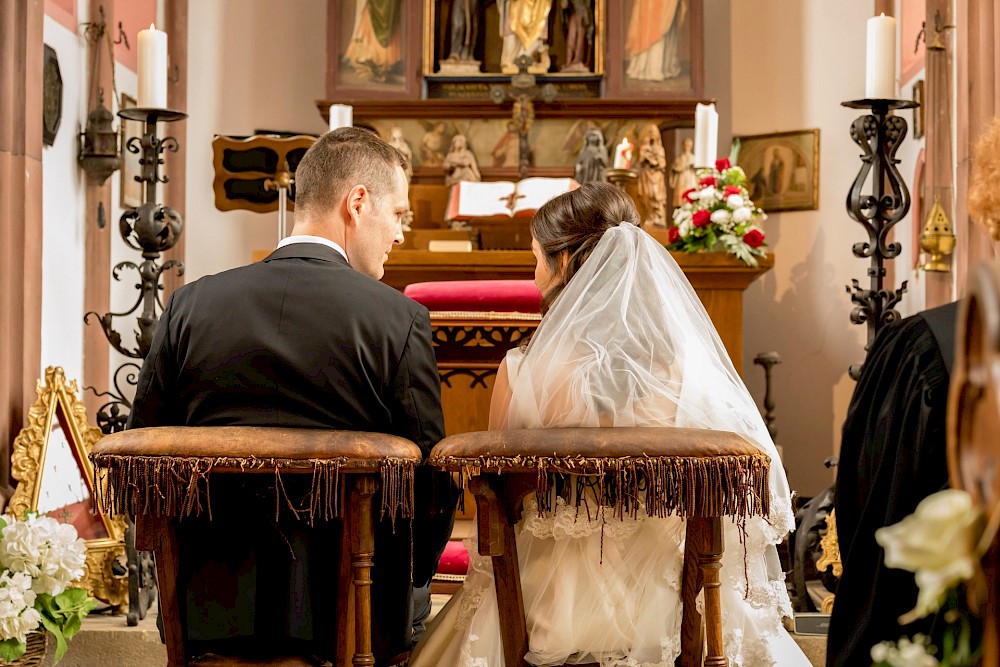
920 194 957 272
79 89 121 185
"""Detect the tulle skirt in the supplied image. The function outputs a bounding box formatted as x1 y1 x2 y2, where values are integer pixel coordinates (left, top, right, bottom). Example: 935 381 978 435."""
409 497 810 667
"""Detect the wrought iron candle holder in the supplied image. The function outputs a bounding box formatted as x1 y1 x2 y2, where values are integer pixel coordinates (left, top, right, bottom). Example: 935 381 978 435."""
841 98 919 379
84 106 187 626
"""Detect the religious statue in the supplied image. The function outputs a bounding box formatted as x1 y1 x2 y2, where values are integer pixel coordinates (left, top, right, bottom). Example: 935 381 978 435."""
388 126 413 182
668 136 698 207
446 0 478 62
625 0 686 81
492 121 520 168
420 122 449 166
636 123 668 227
560 0 593 73
574 128 608 184
343 0 403 83
442 134 481 186
499 0 553 74
512 94 536 176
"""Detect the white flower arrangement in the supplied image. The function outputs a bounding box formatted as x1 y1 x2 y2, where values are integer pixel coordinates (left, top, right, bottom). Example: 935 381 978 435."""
0 514 93 664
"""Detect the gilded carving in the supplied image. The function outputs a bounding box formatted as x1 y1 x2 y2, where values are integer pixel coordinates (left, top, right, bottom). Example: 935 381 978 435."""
9 367 128 612
816 508 842 579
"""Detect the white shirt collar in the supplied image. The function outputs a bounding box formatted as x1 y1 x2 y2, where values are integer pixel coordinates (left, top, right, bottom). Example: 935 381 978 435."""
277 235 348 263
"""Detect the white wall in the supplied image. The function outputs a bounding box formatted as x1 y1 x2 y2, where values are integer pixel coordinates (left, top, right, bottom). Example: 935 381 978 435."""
732 2 928 495
41 11 88 384
184 0 328 280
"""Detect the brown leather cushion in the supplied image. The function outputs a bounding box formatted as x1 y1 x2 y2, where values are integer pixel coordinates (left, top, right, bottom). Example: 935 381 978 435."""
93 426 422 469
429 427 768 472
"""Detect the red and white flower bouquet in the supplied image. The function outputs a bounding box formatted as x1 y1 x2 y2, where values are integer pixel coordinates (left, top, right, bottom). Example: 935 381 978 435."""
667 158 768 267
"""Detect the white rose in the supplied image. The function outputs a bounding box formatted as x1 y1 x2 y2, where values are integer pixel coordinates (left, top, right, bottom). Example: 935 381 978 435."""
875 489 980 623
710 209 731 224
679 220 692 237
698 187 718 202
726 194 744 209
732 206 752 223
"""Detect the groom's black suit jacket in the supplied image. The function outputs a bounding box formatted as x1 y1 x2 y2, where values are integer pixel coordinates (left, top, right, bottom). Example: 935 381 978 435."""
128 242 452 661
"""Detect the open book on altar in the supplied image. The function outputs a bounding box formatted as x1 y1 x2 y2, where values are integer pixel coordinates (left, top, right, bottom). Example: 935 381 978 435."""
446 177 579 222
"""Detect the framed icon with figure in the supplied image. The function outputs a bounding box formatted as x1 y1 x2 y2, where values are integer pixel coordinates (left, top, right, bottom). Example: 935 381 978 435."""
734 129 820 213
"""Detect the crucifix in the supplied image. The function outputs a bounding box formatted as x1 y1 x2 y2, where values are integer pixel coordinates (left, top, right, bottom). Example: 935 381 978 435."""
491 54 557 179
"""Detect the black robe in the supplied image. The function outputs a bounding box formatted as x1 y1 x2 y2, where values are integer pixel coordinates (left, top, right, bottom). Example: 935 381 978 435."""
826 302 956 666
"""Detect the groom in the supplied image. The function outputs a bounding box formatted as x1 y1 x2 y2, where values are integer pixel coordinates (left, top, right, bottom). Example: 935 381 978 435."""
127 127 455 664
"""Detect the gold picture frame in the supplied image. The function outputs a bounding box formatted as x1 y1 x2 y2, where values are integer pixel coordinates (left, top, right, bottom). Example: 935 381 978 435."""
9 367 128 611
733 128 821 213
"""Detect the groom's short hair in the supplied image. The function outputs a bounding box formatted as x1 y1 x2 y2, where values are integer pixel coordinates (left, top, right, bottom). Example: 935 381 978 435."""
295 127 407 217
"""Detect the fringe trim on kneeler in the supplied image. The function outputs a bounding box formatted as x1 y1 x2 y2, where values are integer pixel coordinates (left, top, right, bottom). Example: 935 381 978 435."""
91 454 416 523
434 454 771 521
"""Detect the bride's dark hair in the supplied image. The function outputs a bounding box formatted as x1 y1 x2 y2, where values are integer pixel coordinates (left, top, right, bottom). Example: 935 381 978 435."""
531 182 640 314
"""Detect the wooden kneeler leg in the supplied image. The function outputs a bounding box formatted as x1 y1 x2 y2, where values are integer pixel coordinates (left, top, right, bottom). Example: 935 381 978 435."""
469 475 529 667
349 474 378 667
135 515 186 667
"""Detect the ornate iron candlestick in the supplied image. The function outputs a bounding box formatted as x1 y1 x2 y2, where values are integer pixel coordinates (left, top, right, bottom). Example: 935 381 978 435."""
85 108 187 431
84 107 187 626
841 98 918 379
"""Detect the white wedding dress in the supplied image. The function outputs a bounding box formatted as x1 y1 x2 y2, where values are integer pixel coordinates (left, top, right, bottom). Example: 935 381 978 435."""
410 224 809 666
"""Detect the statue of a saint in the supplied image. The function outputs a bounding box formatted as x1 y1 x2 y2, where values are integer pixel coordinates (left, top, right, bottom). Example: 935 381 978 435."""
446 0 479 62
442 134 482 186
343 0 403 83
420 122 449 166
669 137 697 207
636 123 668 227
574 128 608 184
625 0 686 82
499 0 553 74
388 126 413 182
560 0 593 73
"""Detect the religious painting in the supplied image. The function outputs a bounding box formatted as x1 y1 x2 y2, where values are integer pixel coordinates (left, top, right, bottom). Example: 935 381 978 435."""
423 0 605 77
734 129 820 213
119 93 143 208
327 0 422 100
605 0 703 99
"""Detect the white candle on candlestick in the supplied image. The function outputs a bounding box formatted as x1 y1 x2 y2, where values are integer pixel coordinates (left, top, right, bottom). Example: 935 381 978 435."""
866 13 896 99
137 24 167 108
613 137 633 169
328 104 353 132
693 103 718 168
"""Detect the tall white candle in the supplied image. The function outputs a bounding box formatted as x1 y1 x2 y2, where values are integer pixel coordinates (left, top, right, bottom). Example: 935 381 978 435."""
694 103 718 168
137 24 167 108
866 13 896 99
613 137 633 169
328 104 353 132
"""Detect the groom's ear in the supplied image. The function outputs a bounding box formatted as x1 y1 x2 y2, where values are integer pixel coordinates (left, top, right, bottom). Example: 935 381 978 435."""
345 184 369 227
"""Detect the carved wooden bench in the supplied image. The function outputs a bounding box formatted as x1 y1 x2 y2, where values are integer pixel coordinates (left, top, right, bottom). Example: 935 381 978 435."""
429 427 772 667
91 426 422 667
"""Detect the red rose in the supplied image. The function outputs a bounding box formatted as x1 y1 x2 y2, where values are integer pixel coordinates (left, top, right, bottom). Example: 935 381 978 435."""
743 228 765 248
681 188 697 203
692 210 711 228
667 226 681 244
724 185 742 197
715 158 732 171
699 176 717 188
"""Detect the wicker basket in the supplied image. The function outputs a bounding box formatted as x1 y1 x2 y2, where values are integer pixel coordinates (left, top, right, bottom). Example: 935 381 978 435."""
3 632 47 667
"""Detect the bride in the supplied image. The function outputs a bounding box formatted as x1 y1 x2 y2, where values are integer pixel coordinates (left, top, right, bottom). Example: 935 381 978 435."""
410 183 809 666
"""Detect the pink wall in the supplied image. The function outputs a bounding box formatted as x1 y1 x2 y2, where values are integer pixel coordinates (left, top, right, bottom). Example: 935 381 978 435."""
44 0 76 31
114 0 157 72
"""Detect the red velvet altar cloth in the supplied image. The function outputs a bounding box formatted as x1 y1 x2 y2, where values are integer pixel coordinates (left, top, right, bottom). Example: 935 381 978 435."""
403 280 542 313
436 539 470 576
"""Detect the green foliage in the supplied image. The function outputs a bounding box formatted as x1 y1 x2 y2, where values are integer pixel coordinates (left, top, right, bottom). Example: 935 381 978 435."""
0 638 25 664
36 588 97 663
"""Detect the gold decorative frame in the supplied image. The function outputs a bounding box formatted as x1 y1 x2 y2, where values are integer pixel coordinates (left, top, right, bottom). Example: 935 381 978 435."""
423 0 606 76
9 367 128 611
733 128 821 213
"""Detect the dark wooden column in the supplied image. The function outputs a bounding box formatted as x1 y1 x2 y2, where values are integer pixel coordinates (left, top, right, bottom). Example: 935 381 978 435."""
0 0 43 497
83 0 115 418
161 0 187 300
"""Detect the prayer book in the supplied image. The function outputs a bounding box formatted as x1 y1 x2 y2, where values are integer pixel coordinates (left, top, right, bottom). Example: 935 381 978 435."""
446 177 579 221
